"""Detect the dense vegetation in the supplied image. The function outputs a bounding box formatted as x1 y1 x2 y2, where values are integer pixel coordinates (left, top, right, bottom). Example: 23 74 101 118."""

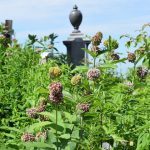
0 23 150 150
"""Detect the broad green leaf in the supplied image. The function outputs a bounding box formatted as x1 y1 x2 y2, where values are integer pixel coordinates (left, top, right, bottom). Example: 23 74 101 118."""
65 142 76 150
28 121 51 132
59 133 70 139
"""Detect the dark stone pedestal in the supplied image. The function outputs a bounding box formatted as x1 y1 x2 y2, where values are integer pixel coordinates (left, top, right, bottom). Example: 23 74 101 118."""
63 33 90 67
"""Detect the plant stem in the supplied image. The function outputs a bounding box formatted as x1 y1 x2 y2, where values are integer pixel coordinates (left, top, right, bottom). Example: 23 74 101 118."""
56 104 58 150
94 58 96 68
133 63 136 83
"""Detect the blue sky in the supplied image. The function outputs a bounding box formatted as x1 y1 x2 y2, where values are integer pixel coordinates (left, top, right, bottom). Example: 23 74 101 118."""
0 0 150 72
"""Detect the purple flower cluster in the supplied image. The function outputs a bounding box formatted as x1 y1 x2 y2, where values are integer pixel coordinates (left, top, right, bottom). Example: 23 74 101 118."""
91 32 103 46
26 99 47 119
127 52 136 63
137 67 148 79
111 53 120 60
26 108 38 119
36 131 47 141
77 103 90 112
87 68 100 80
49 82 63 104
21 133 35 142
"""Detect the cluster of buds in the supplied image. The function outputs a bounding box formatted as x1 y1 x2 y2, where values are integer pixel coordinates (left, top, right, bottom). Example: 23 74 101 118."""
91 32 103 46
103 39 119 49
49 66 61 78
77 103 90 113
26 108 38 119
26 98 47 119
111 53 120 60
35 131 47 141
71 74 82 85
91 46 101 55
87 68 100 80
37 98 47 112
137 67 148 79
127 52 136 63
21 133 35 142
124 81 134 88
49 82 63 104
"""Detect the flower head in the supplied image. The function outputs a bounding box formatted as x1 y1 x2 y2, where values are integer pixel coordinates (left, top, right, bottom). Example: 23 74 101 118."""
49 82 63 95
36 131 47 141
127 52 136 63
137 67 148 79
77 103 90 113
71 74 82 85
91 32 103 46
26 108 38 118
21 133 35 142
49 66 61 78
87 68 100 80
111 53 120 60
49 92 63 104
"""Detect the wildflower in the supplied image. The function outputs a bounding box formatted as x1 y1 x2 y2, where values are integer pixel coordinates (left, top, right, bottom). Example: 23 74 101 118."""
111 53 120 60
26 108 38 118
39 115 50 121
37 98 47 112
87 68 100 80
91 32 103 46
49 92 63 104
49 82 63 95
49 66 61 78
71 74 82 85
103 40 109 47
21 133 35 142
36 131 47 141
124 81 134 87
77 103 90 112
112 40 119 49
127 52 136 63
137 67 148 79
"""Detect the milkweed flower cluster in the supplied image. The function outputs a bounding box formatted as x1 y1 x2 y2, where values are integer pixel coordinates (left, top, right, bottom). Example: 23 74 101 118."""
26 98 47 119
49 66 61 78
26 108 38 119
21 133 35 142
111 53 120 60
87 68 100 80
124 81 134 87
137 67 148 79
49 82 63 104
91 32 103 46
71 74 82 85
127 52 136 63
35 131 47 141
77 103 90 113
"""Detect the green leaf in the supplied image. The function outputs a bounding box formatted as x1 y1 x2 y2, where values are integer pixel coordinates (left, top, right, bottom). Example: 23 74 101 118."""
82 48 97 58
59 133 70 139
64 112 77 123
111 58 127 64
22 142 55 149
65 142 76 150
36 87 49 94
28 121 51 132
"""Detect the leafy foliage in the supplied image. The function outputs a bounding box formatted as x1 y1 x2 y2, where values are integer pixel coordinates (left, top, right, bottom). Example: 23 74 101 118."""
0 23 150 150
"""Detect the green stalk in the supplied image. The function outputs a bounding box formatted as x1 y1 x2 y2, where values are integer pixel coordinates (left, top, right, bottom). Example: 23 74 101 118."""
94 58 96 68
56 104 58 150
133 62 136 83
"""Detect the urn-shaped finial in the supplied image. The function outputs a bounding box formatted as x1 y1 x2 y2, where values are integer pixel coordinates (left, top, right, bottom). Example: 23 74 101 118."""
69 5 83 33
